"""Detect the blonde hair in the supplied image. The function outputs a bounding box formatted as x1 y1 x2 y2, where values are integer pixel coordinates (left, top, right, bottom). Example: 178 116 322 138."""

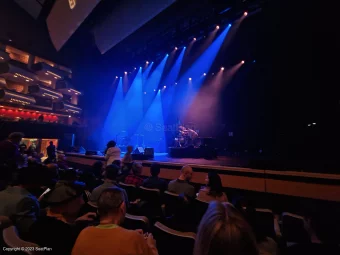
194 202 258 255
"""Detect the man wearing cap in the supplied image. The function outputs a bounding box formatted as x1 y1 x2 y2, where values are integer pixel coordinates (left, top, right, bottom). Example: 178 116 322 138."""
29 181 96 255
72 187 158 255
0 132 24 168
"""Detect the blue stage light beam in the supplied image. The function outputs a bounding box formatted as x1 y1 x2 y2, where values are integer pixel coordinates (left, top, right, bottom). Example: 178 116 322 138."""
173 25 232 120
136 90 166 152
144 55 169 93
144 54 169 113
143 62 154 85
124 68 143 137
101 77 126 147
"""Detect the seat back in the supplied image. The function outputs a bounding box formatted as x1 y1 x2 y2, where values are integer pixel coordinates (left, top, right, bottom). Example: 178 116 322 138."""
254 208 276 239
139 187 161 204
163 191 181 217
3 226 42 255
282 212 310 243
194 199 209 226
123 213 149 233
153 222 195 255
119 182 138 201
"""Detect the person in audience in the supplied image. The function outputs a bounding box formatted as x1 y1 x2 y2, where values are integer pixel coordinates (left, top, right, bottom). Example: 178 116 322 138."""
0 132 24 168
104 140 121 165
168 165 195 198
122 145 133 164
197 172 228 202
57 153 69 170
72 187 158 255
17 143 28 169
29 181 96 255
194 202 258 255
0 165 48 238
91 161 103 178
90 164 128 206
124 162 144 186
142 163 167 192
46 141 56 163
113 159 121 168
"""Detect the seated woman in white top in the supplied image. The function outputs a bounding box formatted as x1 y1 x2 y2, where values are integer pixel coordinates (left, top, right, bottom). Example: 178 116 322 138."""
197 171 228 203
104 140 121 165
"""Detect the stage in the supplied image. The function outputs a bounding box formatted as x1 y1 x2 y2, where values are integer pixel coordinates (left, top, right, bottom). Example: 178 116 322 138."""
65 152 340 202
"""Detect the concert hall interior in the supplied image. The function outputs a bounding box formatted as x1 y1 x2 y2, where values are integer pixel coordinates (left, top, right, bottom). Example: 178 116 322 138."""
0 1 339 254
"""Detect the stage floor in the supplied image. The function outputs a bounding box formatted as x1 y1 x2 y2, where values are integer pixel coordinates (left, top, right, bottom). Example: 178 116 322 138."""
130 152 250 168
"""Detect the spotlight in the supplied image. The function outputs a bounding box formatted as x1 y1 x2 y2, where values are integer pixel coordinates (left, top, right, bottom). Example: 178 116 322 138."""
124 71 127 74
154 89 156 92
189 78 192 81
212 73 215 75
241 60 245 64
175 47 178 50
14 75 18 78
193 38 196 41
221 67 224 71
312 123 316 125
140 67 142 69
68 115 71 118
144 92 147 94
26 79 29 82
120 77 122 79
159 89 161 92
216 25 220 29
175 82 178 85
115 76 118 78
45 72 49 75
146 61 149 64
307 124 311 127
229 24 232 27
203 73 206 76
252 60 256 63
164 85 166 88
184 47 186 49
244 11 248 16
134 67 136 70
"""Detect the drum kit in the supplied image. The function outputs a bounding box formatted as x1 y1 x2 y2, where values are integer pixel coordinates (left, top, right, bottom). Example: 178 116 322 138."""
174 126 201 148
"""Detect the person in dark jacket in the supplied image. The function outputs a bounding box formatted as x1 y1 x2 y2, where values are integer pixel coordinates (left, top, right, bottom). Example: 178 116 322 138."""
46 141 56 162
142 163 167 192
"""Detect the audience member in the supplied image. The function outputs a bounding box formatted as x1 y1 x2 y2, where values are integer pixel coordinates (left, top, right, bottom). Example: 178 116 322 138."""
17 144 28 169
142 163 167 192
0 132 24 168
72 188 158 255
197 172 228 202
90 164 128 206
104 140 121 165
113 159 121 168
124 162 144 187
122 145 133 164
0 165 49 238
168 165 195 198
29 181 96 255
46 141 56 163
91 161 103 178
57 153 69 170
194 202 258 255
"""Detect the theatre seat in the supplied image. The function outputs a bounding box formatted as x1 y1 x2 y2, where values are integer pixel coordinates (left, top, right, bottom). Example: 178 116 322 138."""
163 191 181 217
119 182 138 201
3 226 41 255
123 213 149 233
138 187 162 218
282 212 310 243
254 208 276 239
194 198 209 226
153 222 196 255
